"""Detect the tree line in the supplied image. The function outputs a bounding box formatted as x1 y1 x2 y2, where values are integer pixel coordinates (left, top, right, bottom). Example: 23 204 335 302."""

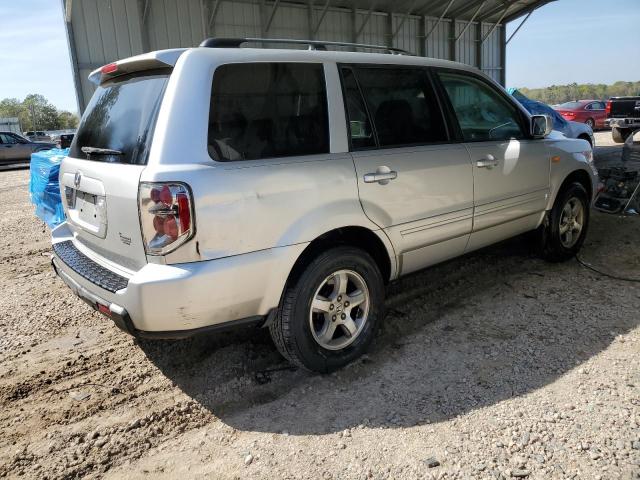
519 81 640 105
0 94 79 131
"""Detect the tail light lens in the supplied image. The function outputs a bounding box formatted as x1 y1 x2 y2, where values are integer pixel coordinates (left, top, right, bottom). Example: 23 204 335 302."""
605 100 611 117
138 182 194 255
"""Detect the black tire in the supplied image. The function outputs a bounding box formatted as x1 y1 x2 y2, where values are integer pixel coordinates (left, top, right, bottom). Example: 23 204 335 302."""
269 246 385 373
585 118 595 129
612 126 631 143
538 182 590 262
578 134 592 148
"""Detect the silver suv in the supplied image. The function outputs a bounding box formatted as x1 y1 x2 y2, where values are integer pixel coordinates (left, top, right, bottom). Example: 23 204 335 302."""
51 38 598 372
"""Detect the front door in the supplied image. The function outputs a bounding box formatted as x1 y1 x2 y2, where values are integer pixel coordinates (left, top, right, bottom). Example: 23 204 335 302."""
341 66 474 275
0 133 19 161
436 70 550 252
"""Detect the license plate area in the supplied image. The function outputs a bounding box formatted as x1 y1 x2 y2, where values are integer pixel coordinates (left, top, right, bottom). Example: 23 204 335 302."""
65 187 107 238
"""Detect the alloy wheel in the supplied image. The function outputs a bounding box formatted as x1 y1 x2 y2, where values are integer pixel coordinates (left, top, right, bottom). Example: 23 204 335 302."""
559 197 584 248
309 269 370 350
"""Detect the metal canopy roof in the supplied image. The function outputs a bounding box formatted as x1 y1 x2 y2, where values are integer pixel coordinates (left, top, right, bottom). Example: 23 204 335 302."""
274 0 553 24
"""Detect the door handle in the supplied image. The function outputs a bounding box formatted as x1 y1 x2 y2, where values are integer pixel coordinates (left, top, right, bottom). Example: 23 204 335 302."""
476 155 498 169
363 166 397 185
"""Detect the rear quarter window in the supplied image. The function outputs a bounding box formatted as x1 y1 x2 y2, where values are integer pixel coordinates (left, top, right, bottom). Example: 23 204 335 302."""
208 63 329 162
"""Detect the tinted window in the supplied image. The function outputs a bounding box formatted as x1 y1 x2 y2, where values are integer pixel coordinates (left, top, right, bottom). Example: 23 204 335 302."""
354 67 447 147
0 133 15 144
340 68 376 150
70 71 169 165
209 63 329 161
557 101 583 109
438 71 524 142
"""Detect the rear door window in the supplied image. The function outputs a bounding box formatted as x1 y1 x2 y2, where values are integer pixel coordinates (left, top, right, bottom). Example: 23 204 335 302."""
340 67 376 150
352 67 447 148
208 63 329 161
70 70 170 165
437 71 525 142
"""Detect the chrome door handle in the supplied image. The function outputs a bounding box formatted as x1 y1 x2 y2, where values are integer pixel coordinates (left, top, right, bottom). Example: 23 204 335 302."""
476 155 498 169
363 166 397 185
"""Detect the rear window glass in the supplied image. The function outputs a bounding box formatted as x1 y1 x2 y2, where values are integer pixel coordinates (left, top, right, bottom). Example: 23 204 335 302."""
556 101 584 109
70 71 169 165
208 63 329 161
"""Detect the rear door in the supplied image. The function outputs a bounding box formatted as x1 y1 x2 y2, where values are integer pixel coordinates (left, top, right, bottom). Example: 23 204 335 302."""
435 69 550 252
342 66 474 275
61 70 170 273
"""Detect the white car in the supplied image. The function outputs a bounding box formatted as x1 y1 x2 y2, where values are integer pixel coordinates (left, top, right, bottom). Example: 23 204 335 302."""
51 38 598 372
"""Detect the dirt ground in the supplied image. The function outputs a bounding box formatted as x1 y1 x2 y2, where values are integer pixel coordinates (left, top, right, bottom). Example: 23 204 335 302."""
1 134 639 479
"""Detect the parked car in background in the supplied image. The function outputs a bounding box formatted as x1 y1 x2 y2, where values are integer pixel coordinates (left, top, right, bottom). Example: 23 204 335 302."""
59 133 74 149
0 131 55 162
606 96 640 143
509 89 595 147
24 131 53 142
50 40 598 372
553 100 608 130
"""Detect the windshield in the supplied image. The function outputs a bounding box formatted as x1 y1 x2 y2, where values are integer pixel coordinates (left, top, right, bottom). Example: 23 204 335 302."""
70 70 169 165
556 101 584 109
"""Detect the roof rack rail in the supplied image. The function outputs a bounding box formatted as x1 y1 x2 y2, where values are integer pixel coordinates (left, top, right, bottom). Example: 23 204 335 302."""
198 37 411 55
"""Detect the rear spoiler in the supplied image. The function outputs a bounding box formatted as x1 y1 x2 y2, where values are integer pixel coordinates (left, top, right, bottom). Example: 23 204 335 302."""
88 49 187 85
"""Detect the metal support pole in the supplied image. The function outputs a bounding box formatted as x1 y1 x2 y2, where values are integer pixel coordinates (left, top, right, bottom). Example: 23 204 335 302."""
449 18 456 61
313 0 332 36
425 0 455 40
481 5 508 44
454 1 484 42
355 2 376 40
476 20 483 70
265 0 281 33
506 8 534 44
392 0 418 39
207 0 221 34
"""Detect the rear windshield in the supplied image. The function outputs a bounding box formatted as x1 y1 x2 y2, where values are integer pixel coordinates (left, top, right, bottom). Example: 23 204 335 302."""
70 70 169 165
556 101 584 109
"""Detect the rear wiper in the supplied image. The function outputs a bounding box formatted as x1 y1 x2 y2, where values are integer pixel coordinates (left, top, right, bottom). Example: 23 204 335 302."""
81 146 123 156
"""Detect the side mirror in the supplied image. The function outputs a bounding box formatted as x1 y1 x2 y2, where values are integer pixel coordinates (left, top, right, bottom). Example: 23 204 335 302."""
531 115 553 138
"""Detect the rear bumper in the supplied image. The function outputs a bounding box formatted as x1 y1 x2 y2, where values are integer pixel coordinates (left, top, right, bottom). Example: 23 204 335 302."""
51 222 306 337
607 118 640 129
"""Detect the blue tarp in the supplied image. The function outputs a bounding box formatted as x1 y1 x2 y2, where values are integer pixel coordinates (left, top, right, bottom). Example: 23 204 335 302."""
507 88 570 134
29 148 68 229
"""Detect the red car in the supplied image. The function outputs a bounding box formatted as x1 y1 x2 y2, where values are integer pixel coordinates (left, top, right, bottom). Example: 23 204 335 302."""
554 100 608 130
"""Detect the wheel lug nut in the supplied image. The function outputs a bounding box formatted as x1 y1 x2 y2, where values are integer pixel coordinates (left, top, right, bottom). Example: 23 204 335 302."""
337 295 342 302
341 313 346 320
332 315 336 321
344 301 349 307
329 304 334 310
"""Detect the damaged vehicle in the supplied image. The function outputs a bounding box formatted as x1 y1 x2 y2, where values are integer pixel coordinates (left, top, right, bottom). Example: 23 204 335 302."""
51 38 598 372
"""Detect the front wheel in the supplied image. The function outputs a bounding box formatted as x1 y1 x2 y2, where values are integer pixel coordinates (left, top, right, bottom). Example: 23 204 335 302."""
538 182 590 262
269 246 385 373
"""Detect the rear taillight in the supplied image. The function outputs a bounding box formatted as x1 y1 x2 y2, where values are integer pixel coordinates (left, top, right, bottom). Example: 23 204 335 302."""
605 100 611 117
138 182 194 255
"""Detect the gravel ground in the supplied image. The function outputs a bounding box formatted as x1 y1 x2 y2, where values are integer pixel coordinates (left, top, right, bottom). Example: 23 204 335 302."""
0 141 639 480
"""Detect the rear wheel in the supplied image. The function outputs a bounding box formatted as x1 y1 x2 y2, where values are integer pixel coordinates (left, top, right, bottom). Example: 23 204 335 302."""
585 118 595 129
269 246 384 372
612 126 631 143
539 182 590 262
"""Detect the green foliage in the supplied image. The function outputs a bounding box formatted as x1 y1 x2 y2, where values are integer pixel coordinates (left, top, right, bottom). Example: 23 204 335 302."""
518 81 640 105
0 94 79 131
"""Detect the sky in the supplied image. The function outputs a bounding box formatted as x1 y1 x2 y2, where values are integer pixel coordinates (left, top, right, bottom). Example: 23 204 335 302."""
505 0 640 89
0 0 639 114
